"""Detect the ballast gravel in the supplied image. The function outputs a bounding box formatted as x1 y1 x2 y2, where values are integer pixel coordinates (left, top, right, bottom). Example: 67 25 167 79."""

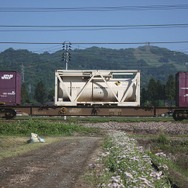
81 121 188 135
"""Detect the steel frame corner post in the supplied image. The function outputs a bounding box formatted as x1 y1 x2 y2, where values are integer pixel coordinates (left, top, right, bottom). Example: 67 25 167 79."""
55 70 74 105
137 71 141 105
55 71 58 105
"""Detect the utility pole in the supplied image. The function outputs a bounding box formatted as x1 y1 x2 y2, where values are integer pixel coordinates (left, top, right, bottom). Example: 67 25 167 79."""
62 42 71 121
146 42 150 52
62 42 71 70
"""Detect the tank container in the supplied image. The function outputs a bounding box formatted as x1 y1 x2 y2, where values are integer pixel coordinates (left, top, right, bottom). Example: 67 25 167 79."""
55 70 140 106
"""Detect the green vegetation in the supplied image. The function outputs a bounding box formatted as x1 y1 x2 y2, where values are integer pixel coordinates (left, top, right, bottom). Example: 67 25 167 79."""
0 119 100 136
0 136 63 160
141 74 175 106
67 116 174 123
14 116 177 123
135 133 188 187
152 134 188 176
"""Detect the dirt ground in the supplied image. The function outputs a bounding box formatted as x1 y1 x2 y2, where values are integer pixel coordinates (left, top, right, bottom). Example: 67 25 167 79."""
0 137 101 188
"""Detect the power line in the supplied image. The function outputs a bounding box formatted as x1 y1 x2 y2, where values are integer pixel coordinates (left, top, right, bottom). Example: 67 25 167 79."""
0 23 188 28
1 4 188 12
1 41 188 45
0 23 188 32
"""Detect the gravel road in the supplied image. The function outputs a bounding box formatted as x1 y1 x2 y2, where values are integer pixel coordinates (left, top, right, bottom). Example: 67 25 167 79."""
0 137 101 188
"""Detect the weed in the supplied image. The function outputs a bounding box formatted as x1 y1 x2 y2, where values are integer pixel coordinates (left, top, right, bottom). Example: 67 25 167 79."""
157 133 169 144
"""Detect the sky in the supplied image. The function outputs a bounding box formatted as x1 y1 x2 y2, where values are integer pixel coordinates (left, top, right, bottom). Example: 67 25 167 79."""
0 0 188 53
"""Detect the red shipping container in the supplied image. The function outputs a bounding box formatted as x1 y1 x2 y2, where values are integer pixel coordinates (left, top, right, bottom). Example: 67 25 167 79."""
0 71 21 105
176 72 188 107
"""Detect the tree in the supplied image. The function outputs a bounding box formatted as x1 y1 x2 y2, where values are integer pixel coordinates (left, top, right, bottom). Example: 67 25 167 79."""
34 81 47 105
141 88 147 106
21 83 30 104
147 78 158 106
47 89 54 101
165 75 175 105
156 80 166 106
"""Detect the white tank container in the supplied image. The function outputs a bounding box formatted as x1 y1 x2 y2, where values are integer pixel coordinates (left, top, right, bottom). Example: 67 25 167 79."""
55 70 140 106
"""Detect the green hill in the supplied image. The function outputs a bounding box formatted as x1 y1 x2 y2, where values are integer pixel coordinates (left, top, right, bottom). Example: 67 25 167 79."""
0 46 188 92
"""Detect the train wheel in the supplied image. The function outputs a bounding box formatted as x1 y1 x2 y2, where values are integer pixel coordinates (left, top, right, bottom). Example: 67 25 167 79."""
4 109 17 119
172 111 183 121
58 107 68 115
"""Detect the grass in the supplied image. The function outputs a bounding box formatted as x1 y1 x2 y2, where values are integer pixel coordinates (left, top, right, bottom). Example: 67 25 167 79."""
79 116 188 123
66 116 175 123
13 115 188 124
0 136 63 160
134 133 188 188
13 116 177 123
0 119 101 136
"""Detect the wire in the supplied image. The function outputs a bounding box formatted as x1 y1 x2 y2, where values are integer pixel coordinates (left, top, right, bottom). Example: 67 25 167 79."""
0 23 188 32
0 23 188 28
1 41 188 45
0 4 188 12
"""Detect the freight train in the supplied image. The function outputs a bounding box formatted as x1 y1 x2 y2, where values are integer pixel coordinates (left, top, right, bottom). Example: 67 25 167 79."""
0 70 188 120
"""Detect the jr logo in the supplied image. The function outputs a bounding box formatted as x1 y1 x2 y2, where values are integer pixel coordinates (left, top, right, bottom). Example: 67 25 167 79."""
1 74 14 80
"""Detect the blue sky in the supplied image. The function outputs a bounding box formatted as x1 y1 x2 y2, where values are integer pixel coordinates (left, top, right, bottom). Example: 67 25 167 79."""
0 0 188 53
